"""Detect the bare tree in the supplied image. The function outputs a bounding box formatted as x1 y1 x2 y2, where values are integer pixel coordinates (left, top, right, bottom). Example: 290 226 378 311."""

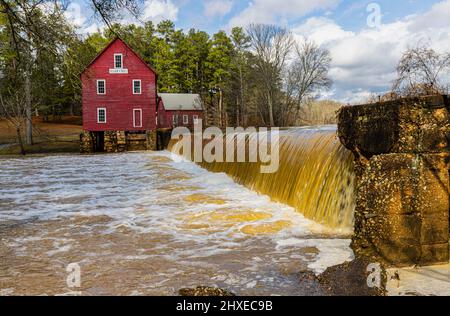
296 99 342 126
90 0 142 28
393 43 450 96
247 24 294 126
0 0 141 42
0 0 142 145
0 91 27 155
284 40 332 125
1 0 74 145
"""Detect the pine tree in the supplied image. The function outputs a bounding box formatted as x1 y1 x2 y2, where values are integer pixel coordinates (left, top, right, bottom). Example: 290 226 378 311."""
230 27 251 126
206 31 233 127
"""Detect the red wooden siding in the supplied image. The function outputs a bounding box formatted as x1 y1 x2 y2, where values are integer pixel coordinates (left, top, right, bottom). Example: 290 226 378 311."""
157 99 204 129
82 38 157 132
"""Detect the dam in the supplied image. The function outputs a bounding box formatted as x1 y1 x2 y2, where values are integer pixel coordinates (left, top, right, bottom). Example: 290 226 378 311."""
169 126 355 231
339 94 449 266
168 95 450 267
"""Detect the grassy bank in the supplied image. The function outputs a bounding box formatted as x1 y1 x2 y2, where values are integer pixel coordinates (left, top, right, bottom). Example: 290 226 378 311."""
0 116 82 156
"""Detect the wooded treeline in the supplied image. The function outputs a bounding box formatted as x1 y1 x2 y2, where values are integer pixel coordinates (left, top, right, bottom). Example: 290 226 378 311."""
0 0 335 149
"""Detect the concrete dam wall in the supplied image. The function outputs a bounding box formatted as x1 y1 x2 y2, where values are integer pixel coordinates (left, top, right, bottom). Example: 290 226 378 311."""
166 94 449 267
169 127 356 230
338 95 449 266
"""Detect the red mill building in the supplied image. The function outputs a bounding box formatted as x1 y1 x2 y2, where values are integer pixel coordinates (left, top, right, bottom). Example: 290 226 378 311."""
80 38 203 153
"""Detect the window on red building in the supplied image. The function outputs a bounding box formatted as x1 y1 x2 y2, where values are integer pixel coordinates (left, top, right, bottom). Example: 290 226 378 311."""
97 108 106 123
114 54 123 69
97 80 106 95
133 80 141 94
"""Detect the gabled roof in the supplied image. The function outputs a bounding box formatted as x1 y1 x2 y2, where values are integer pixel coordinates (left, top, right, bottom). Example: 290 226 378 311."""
159 93 203 111
81 37 157 76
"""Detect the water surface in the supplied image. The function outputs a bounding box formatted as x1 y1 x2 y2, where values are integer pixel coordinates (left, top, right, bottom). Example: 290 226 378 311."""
0 152 352 295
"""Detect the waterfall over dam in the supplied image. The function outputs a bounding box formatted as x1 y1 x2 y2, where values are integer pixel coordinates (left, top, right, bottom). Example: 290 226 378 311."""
169 126 356 230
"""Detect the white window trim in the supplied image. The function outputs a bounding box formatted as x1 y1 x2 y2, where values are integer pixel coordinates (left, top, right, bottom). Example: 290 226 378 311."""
114 53 123 69
97 79 106 95
133 109 143 128
172 114 178 125
183 115 189 124
97 108 107 124
132 80 142 95
193 115 199 124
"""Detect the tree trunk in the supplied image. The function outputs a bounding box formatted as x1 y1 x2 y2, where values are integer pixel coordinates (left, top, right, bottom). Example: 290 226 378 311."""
218 88 223 127
16 127 25 155
25 72 33 145
236 98 240 127
70 100 75 116
268 91 274 127
239 66 245 127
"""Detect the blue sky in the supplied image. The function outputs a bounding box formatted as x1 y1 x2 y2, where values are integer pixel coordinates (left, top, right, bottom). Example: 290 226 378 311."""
67 0 450 102
159 0 440 33
173 0 438 34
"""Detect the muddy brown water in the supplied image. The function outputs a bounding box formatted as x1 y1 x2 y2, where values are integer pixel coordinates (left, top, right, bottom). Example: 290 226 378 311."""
0 152 352 296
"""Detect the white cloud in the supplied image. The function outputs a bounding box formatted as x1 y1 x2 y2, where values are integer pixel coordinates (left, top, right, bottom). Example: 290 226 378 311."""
204 0 233 18
337 89 374 105
408 0 450 32
292 0 450 103
228 0 340 27
40 1 88 28
143 0 179 23
292 17 352 46
63 3 86 27
63 2 101 35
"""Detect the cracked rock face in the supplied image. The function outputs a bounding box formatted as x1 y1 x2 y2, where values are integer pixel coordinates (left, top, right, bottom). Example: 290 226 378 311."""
338 95 449 267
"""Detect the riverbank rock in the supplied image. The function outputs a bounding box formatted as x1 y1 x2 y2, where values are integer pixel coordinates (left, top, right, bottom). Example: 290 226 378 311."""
317 258 387 296
179 286 235 296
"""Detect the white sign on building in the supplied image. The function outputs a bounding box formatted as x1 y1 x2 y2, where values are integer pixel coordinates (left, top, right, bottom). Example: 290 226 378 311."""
109 68 129 74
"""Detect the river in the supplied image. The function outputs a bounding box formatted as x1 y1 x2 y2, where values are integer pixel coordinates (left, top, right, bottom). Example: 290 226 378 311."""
0 152 353 296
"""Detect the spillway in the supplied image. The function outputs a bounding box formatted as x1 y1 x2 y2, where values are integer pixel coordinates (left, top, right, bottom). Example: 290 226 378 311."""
169 126 356 230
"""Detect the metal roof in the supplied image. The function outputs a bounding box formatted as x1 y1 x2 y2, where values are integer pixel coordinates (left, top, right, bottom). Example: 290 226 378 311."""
159 93 203 111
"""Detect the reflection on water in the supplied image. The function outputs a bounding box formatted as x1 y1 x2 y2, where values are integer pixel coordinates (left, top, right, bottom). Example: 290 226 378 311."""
0 152 353 296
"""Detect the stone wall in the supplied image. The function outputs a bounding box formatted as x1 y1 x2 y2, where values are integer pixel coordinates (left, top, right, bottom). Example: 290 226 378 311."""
338 95 449 266
126 133 147 151
80 130 158 153
146 130 157 151
80 131 94 153
104 131 126 153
